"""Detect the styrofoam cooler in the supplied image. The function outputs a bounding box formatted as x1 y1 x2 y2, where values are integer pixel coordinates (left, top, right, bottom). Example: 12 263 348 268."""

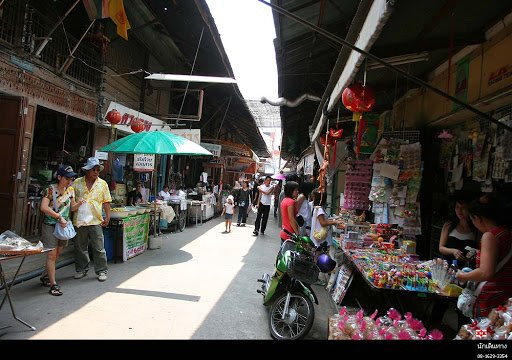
148 236 162 249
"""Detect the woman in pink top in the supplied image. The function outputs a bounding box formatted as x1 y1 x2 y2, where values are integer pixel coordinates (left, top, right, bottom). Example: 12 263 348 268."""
280 181 299 242
456 193 512 317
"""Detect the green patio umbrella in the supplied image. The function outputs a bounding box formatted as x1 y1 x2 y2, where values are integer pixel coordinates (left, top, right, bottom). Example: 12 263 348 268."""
100 130 212 156
100 131 212 242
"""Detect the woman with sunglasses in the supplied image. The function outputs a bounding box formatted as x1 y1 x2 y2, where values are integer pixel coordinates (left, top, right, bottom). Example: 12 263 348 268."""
39 165 83 296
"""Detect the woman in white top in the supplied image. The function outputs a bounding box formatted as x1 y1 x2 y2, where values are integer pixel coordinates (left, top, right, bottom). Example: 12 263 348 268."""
158 185 172 202
295 182 315 236
310 188 344 247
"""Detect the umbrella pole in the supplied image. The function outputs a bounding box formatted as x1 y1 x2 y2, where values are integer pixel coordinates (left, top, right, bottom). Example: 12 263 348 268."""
153 158 157 239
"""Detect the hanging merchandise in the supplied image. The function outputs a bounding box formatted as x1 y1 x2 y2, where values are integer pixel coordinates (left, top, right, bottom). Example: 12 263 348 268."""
343 159 373 210
438 130 456 169
472 132 492 182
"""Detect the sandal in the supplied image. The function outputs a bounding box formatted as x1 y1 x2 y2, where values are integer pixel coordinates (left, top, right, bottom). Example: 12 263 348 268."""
49 284 63 296
40 275 51 287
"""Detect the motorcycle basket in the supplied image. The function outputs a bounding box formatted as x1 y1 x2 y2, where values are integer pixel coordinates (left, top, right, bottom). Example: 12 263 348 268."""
288 252 319 284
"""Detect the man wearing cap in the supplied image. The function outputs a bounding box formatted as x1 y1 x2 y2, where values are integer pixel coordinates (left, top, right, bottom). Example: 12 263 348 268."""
72 157 112 282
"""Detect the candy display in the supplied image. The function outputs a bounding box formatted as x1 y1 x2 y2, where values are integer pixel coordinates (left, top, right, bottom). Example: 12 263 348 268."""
456 299 512 340
328 307 444 340
345 248 441 293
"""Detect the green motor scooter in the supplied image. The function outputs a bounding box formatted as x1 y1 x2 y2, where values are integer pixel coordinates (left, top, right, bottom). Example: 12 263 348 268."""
257 229 320 340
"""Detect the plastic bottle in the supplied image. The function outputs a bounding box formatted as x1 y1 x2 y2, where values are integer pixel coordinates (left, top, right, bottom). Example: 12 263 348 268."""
449 260 458 284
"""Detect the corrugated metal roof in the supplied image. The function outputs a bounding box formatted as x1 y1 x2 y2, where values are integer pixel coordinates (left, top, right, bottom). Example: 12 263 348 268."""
245 100 282 128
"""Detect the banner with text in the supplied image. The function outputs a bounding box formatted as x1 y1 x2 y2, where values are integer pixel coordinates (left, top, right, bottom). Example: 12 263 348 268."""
200 142 222 157
167 129 201 144
122 213 150 262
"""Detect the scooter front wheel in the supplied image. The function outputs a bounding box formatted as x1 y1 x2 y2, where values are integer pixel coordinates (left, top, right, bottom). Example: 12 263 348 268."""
269 291 314 340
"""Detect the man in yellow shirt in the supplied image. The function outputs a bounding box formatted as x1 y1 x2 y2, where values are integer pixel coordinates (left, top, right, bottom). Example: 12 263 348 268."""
73 157 112 282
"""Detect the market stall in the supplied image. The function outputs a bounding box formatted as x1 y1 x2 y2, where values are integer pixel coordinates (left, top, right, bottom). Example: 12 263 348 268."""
100 130 212 247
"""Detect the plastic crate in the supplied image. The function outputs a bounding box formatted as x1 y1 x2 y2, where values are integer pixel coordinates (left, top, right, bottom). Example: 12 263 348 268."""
103 228 115 261
288 252 319 284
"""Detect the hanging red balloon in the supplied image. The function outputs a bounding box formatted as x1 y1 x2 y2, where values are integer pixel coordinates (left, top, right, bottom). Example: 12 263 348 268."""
105 109 122 125
131 119 145 133
341 83 376 113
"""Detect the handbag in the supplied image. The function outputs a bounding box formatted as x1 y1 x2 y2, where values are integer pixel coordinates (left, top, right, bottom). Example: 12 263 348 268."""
457 243 512 318
51 185 77 241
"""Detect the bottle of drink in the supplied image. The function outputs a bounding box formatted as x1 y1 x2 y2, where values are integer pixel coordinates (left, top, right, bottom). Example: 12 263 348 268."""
449 260 458 284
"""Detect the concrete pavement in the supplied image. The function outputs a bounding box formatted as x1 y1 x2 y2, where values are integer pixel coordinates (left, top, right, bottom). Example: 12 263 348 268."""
0 210 336 339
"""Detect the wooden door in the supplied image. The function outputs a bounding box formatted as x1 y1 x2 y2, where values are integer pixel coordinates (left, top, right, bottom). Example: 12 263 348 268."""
0 96 35 234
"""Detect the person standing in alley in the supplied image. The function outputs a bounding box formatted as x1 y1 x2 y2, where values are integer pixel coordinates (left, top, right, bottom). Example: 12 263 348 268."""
72 157 112 282
222 195 235 233
253 176 274 236
236 180 252 227
273 180 282 218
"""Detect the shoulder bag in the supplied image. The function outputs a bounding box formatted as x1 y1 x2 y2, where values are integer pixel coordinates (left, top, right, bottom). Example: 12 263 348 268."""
457 244 512 318
52 185 77 241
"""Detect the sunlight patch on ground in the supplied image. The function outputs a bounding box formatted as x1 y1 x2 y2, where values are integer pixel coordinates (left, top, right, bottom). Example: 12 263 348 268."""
29 220 258 339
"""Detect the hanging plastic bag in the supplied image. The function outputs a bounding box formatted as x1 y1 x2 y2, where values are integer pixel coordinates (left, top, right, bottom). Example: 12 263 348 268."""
76 202 94 226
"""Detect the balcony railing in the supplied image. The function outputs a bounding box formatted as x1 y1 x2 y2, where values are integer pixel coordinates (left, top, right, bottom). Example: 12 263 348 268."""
0 0 102 89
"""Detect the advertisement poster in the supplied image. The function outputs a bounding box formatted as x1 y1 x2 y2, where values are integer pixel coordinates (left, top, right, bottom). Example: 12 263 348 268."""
360 113 379 154
453 56 469 111
122 213 150 261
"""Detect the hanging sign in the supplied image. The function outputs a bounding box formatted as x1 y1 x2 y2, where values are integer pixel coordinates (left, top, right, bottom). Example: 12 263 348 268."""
134 154 155 172
200 142 221 157
168 129 201 144
94 150 109 160
103 101 170 133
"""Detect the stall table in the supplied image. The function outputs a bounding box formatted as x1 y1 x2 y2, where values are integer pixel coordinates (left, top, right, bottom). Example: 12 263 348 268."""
0 249 53 332
331 247 458 328
105 213 151 263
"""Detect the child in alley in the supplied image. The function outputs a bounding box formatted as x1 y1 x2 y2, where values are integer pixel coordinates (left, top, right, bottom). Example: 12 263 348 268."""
222 195 235 233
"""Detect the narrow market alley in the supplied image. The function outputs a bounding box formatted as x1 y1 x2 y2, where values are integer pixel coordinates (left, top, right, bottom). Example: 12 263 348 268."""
0 210 335 339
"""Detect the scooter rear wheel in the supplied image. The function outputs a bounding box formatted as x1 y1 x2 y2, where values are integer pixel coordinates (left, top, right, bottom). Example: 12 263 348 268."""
269 291 314 340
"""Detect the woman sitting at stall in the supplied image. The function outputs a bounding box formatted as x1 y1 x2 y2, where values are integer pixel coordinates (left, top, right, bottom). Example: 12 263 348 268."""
456 193 512 317
158 185 172 202
310 188 344 247
438 191 479 269
127 181 143 206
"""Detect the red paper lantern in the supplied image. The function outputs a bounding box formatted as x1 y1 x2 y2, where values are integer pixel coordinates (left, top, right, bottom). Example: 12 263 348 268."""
329 128 343 139
131 119 145 133
105 109 122 125
320 136 337 147
341 83 376 113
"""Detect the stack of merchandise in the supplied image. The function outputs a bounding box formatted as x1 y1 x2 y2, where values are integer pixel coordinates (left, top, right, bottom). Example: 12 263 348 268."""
456 299 512 340
328 307 443 340
343 159 373 210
